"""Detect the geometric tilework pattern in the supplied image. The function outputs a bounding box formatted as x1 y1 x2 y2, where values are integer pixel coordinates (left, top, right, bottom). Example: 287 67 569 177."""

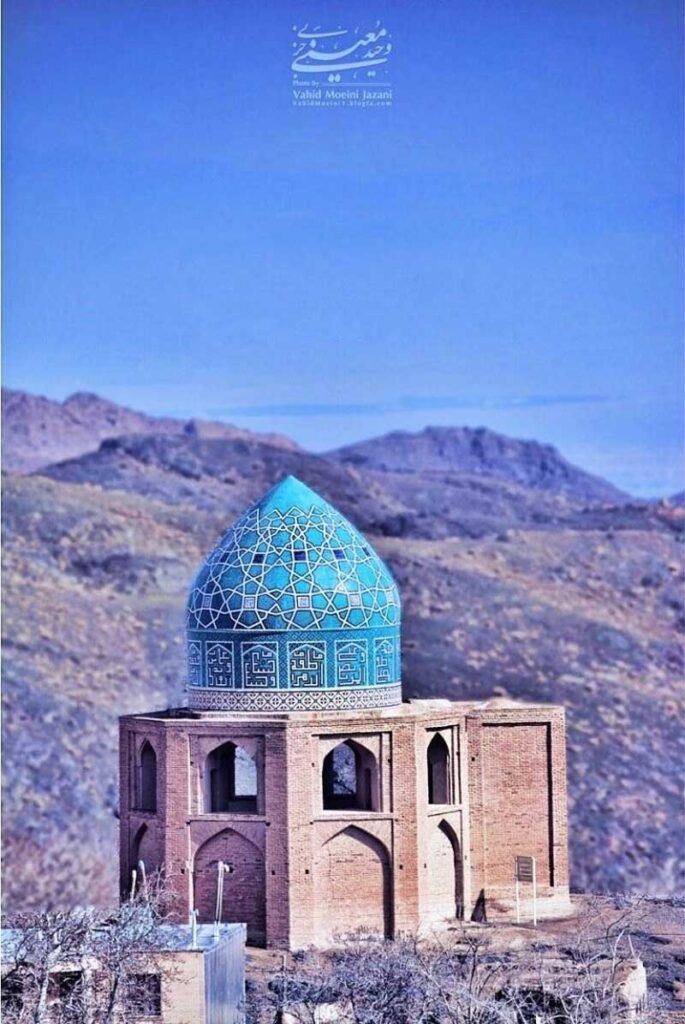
206 642 234 688
335 640 368 687
186 629 400 693
242 642 279 689
185 476 402 712
188 641 202 687
189 683 403 713
187 476 400 634
288 642 326 689
374 636 395 684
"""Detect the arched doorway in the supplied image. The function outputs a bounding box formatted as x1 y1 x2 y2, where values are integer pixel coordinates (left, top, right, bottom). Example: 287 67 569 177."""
315 826 391 943
425 820 463 923
193 829 265 945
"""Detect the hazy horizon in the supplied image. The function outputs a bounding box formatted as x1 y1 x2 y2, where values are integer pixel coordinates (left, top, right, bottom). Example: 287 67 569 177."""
7 381 682 500
4 0 683 497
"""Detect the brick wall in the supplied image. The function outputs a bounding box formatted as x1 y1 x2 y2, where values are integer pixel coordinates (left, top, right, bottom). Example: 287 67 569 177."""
424 818 463 924
481 722 552 885
314 825 391 941
466 705 569 918
119 699 570 948
193 829 266 945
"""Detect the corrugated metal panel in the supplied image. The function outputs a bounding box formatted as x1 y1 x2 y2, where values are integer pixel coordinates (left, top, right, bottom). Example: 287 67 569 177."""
204 925 246 1024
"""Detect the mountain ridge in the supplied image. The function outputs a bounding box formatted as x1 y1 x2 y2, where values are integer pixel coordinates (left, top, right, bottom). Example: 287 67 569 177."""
1 388 298 474
328 425 628 503
37 431 673 542
1 387 683 913
3 387 635 503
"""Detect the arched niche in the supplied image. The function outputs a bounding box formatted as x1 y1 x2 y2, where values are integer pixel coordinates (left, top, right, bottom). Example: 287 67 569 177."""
427 733 451 805
425 819 464 922
137 740 157 813
132 823 147 866
130 822 159 886
322 739 380 811
193 828 265 945
315 825 391 943
204 741 258 814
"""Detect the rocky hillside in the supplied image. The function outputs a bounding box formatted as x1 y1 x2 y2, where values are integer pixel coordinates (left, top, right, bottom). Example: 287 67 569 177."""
1 390 683 914
39 433 670 541
1 388 297 473
329 425 627 503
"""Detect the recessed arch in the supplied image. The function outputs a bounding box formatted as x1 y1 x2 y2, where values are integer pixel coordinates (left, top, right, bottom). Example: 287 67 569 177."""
204 740 257 813
427 733 451 805
132 823 147 864
137 740 157 812
130 822 159 888
322 739 379 811
193 828 265 945
315 825 391 943
321 822 388 854
425 819 464 922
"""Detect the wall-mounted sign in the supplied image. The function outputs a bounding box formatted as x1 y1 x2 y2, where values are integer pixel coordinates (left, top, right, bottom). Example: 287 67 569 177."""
515 855 535 883
514 855 537 926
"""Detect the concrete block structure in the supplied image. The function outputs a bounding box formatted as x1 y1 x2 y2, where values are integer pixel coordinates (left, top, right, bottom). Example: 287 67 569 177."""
120 476 570 949
1 924 246 1024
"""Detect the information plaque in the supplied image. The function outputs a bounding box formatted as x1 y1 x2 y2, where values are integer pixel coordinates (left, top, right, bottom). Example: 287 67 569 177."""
514 855 537 926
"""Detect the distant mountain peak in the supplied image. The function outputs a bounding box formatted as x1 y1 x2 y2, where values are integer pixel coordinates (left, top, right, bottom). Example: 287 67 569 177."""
1 388 298 474
3 387 630 505
328 424 629 503
62 391 124 411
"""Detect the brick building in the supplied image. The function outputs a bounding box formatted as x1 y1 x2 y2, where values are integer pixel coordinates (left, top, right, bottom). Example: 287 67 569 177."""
120 476 570 949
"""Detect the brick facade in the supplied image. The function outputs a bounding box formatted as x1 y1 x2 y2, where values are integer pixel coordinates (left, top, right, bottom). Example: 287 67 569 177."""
119 697 570 949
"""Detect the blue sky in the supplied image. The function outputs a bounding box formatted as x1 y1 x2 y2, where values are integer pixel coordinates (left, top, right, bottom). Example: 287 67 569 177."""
3 0 683 495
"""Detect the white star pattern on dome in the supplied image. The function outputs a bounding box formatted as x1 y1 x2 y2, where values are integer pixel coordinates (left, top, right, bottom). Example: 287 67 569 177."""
185 476 403 712
187 500 400 633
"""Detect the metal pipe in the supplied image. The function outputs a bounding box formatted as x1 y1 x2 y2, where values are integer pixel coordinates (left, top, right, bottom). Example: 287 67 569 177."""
214 861 225 924
186 859 194 919
137 860 148 901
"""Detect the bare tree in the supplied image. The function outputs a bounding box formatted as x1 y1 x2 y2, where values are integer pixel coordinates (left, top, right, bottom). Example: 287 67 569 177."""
2 907 96 1024
246 932 517 1024
2 872 181 1024
246 900 664 1024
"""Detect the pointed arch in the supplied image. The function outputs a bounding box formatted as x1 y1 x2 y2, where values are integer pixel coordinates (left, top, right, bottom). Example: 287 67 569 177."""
132 823 147 864
193 828 265 945
315 825 391 942
425 819 464 922
138 740 157 812
322 739 379 811
427 733 451 805
204 740 257 813
321 823 389 855
130 822 159 884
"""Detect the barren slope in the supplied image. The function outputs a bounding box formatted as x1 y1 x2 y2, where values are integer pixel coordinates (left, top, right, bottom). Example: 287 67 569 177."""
2 466 683 912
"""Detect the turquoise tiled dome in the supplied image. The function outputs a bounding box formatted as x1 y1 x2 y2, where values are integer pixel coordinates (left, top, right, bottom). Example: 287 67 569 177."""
186 476 402 712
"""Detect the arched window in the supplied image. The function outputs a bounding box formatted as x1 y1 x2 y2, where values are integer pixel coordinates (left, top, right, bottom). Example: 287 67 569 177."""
427 734 451 805
138 741 157 812
322 740 379 812
205 742 257 813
